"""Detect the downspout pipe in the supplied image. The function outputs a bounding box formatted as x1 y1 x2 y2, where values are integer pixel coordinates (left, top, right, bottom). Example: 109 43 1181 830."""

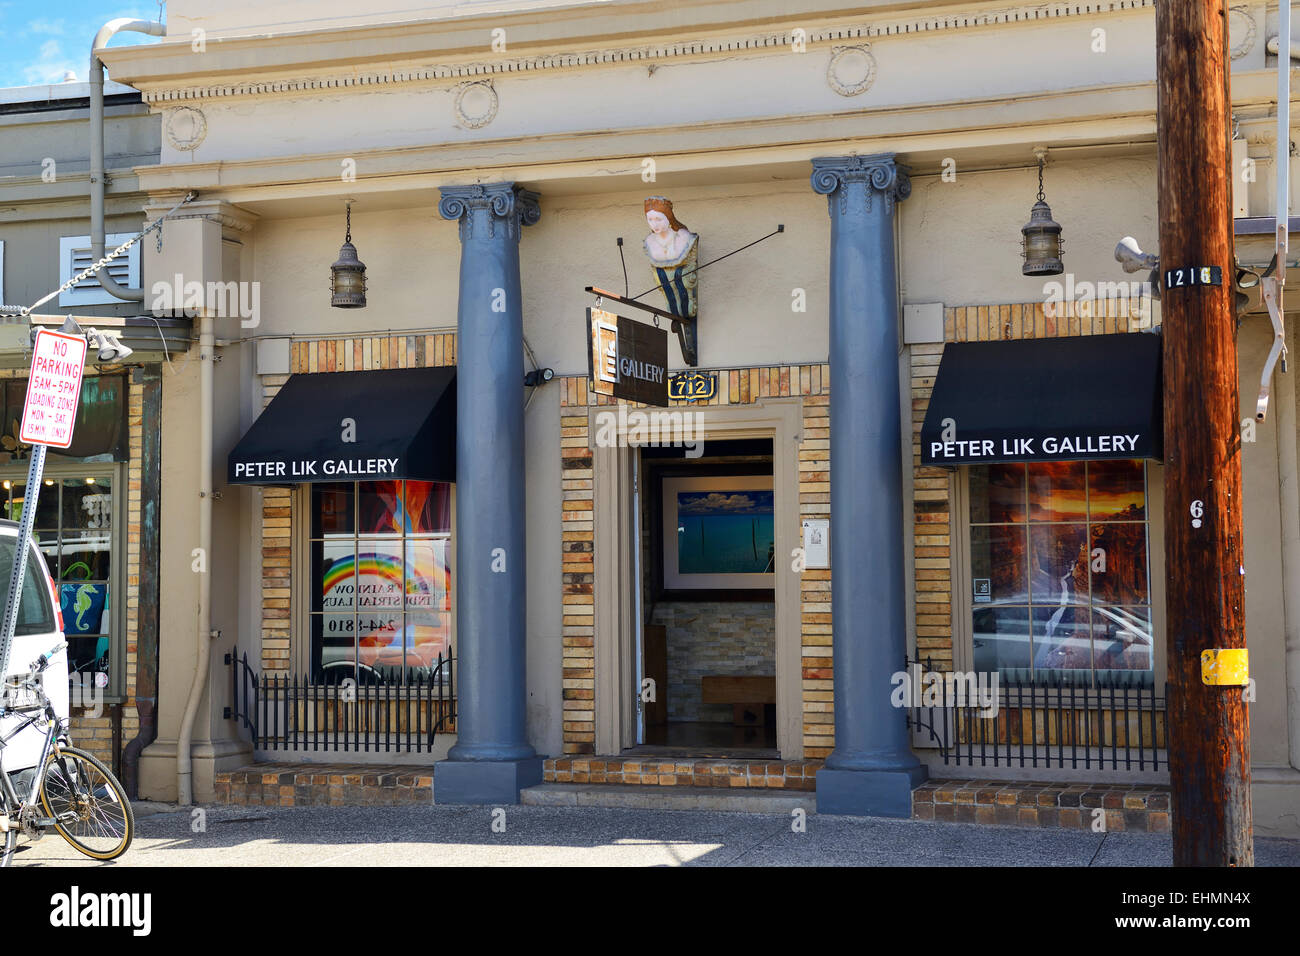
91 18 164 302
177 314 214 805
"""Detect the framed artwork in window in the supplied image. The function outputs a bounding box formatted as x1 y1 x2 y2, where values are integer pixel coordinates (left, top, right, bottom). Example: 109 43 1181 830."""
661 475 775 590
965 459 1154 689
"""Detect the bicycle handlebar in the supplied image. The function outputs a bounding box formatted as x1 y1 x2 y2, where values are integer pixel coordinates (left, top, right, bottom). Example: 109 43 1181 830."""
28 641 66 676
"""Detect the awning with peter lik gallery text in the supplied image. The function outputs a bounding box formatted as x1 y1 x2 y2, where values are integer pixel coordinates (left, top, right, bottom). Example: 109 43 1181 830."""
920 332 1163 467
227 366 456 485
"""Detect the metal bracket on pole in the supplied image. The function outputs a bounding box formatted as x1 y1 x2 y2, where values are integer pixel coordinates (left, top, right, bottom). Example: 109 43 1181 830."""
1257 0 1291 423
1259 277 1287 421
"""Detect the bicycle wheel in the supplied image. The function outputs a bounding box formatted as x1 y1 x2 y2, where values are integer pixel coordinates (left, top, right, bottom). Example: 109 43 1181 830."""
39 746 133 861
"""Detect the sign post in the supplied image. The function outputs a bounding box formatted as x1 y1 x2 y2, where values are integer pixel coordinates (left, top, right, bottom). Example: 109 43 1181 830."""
0 328 86 683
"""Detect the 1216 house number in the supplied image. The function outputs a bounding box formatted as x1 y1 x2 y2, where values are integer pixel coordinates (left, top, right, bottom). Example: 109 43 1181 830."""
1164 265 1222 289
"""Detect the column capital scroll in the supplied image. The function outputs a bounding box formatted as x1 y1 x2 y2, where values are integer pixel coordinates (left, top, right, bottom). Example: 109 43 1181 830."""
810 153 911 217
438 182 540 242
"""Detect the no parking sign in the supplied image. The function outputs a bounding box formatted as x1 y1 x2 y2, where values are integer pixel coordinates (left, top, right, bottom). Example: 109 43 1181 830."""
0 326 87 679
20 328 86 448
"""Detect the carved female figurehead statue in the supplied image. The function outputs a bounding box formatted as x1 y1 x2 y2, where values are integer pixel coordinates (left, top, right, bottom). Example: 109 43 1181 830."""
643 196 699 320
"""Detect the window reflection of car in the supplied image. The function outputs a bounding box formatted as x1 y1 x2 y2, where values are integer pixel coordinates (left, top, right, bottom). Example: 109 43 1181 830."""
973 606 1151 672
321 617 451 684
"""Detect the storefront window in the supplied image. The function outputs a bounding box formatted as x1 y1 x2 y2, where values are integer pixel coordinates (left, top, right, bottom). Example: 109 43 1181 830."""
1 375 127 463
968 460 1153 688
310 480 452 684
1 475 114 687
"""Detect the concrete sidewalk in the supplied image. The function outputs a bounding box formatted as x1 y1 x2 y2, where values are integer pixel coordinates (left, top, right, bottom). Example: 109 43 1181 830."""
12 803 1300 866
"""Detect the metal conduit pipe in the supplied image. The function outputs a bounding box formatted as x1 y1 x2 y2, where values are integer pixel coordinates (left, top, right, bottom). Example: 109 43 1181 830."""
1278 323 1300 771
91 18 164 302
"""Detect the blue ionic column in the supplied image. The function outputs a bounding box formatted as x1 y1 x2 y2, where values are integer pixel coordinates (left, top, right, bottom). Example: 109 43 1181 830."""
811 155 927 816
434 182 543 804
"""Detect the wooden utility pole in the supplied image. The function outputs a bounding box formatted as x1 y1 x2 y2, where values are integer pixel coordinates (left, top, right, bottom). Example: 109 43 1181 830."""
1156 0 1254 866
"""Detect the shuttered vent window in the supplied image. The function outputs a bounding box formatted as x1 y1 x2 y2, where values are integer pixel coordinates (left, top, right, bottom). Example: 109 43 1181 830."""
58 235 140 307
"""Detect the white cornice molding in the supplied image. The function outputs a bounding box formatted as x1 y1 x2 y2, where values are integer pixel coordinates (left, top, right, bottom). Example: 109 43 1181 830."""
138 0 1156 105
129 83 1159 205
141 198 260 233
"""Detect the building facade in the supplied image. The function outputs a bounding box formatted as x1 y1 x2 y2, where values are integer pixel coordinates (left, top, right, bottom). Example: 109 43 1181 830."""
89 0 1300 834
0 79 184 793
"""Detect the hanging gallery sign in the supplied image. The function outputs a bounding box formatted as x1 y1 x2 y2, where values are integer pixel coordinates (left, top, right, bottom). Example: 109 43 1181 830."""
587 307 669 407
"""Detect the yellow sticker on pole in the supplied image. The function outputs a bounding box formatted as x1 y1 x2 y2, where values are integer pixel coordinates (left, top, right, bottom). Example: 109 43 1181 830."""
1201 648 1249 686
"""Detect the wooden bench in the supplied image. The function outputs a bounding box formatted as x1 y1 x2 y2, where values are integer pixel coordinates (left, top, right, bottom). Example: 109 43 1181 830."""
701 675 776 726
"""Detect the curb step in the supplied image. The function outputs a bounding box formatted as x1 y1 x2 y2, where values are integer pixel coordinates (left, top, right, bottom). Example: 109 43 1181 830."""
520 783 816 813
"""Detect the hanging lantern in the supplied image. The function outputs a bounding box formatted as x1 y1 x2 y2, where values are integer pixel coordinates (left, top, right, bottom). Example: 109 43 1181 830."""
1021 149 1064 277
330 201 367 308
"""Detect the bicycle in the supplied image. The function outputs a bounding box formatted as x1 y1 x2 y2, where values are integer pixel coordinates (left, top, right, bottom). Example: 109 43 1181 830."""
0 641 133 866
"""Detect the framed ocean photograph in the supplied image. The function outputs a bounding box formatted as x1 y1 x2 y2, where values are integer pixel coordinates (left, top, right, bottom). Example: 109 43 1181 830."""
661 475 775 590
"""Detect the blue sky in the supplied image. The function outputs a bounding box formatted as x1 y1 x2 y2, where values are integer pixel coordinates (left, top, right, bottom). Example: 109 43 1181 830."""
0 1 163 89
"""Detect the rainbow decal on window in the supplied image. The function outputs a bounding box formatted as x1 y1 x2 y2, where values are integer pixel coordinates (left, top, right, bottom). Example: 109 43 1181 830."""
320 551 451 600
321 552 404 596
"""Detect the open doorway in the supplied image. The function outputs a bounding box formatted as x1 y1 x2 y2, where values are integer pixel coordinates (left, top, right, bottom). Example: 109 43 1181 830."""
630 438 777 757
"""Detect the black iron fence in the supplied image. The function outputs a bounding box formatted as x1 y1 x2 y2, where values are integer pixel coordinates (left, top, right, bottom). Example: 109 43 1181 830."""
224 646 456 754
904 657 1168 772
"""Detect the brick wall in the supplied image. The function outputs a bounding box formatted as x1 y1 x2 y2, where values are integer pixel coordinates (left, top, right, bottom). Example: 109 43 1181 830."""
558 364 833 757
71 375 143 765
650 600 775 722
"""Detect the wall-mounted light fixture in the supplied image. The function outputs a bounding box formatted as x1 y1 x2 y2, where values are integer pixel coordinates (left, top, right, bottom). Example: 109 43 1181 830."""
86 328 132 363
1114 235 1161 302
524 367 554 387
1021 147 1064 276
330 201 367 308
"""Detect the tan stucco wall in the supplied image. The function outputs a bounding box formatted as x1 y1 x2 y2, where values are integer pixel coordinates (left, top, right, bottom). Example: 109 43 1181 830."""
234 152 1160 377
900 156 1160 309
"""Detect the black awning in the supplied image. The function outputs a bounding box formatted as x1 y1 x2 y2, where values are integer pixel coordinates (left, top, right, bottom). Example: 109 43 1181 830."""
228 366 456 485
920 332 1162 466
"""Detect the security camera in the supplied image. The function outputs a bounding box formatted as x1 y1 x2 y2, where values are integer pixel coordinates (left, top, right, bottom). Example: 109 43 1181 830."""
1115 236 1160 274
87 329 133 363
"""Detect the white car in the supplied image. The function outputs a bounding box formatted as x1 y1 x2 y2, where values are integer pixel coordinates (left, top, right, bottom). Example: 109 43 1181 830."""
0 519 69 773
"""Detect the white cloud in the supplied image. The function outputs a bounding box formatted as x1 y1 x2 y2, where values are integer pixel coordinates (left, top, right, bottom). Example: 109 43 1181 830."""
679 492 770 515
27 19 66 36
21 39 80 85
